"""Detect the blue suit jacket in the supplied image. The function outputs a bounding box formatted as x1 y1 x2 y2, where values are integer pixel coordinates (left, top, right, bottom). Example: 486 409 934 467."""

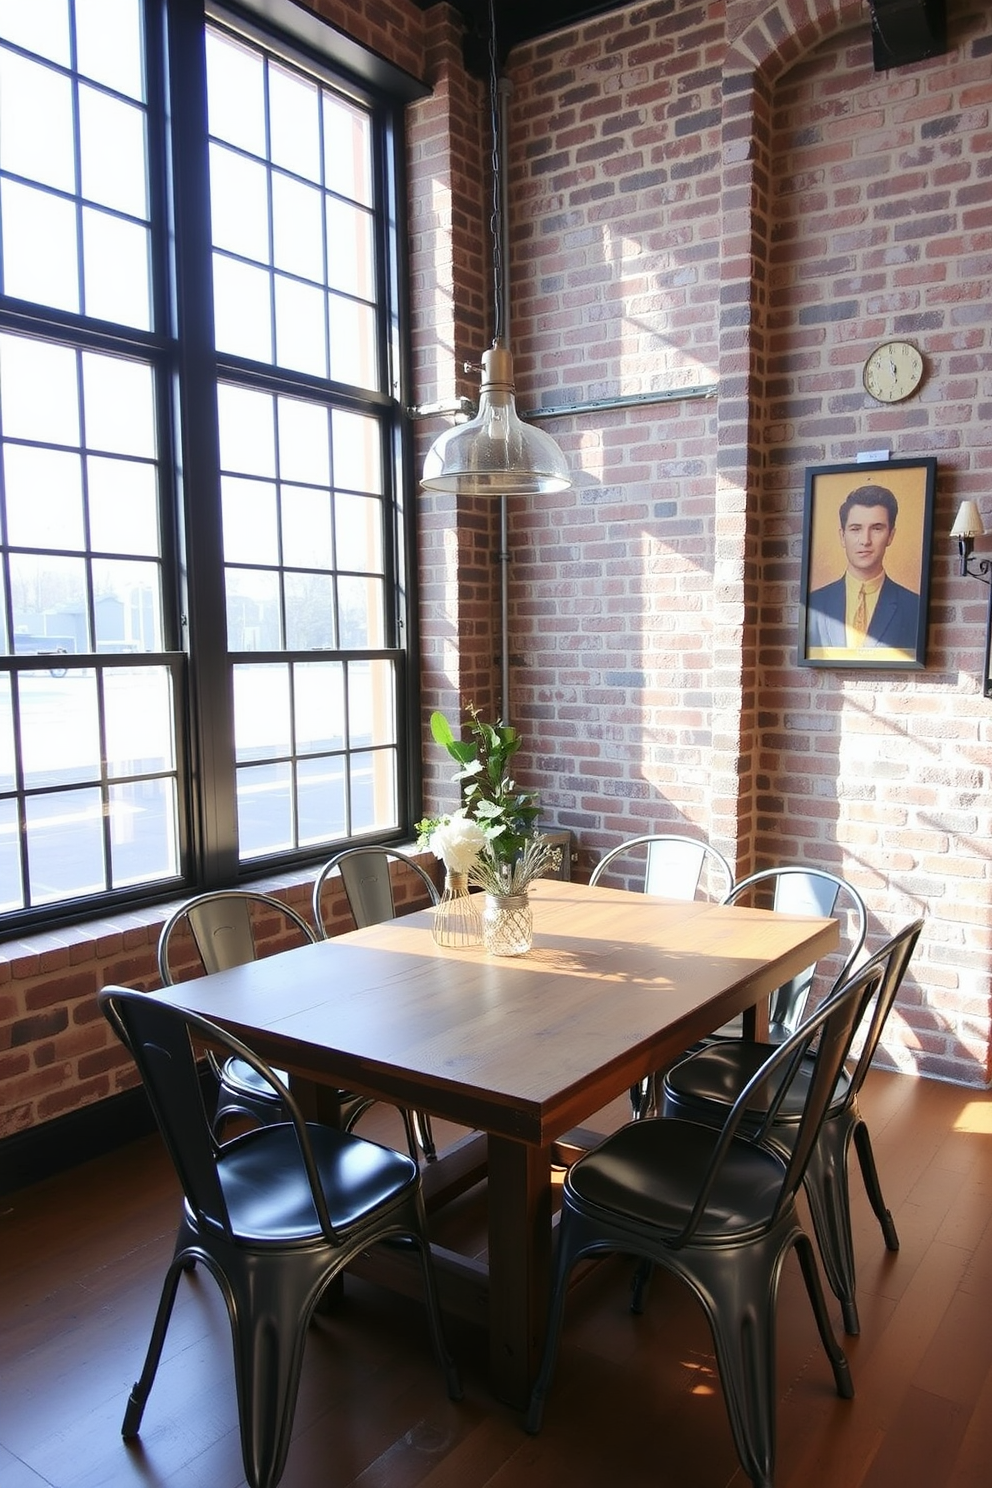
807 573 920 651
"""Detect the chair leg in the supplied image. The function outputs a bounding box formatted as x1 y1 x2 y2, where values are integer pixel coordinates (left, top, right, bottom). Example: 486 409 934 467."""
413 1110 438 1162
122 1252 188 1438
524 1207 592 1434
852 1117 899 1251
225 1258 320 1488
802 1120 860 1335
793 1230 854 1401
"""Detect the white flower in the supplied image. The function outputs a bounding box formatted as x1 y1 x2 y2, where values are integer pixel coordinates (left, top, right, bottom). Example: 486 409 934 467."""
427 811 487 873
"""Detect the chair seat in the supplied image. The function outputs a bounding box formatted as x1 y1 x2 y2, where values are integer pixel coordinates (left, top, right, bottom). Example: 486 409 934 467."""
214 1123 419 1243
220 1055 288 1101
664 1043 852 1125
567 1118 788 1241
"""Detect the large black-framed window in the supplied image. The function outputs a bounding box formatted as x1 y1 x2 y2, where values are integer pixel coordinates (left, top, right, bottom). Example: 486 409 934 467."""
0 0 422 932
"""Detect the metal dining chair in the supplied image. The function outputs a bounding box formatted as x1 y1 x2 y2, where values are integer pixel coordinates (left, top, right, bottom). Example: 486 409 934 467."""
525 955 883 1488
711 865 868 1044
157 888 414 1158
312 847 440 1161
589 832 734 902
99 986 460 1488
661 918 924 1335
589 834 735 1119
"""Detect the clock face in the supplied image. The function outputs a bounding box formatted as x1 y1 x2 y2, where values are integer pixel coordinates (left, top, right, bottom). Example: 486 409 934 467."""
863 340 924 403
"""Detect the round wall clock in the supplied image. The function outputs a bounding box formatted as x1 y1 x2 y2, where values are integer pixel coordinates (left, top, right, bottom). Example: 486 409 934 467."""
863 340 924 403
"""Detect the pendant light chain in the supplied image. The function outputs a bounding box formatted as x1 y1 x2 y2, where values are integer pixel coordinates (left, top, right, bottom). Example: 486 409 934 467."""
487 0 504 346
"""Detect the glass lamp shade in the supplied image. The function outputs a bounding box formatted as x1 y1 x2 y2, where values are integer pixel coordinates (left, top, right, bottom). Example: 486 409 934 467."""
420 340 570 496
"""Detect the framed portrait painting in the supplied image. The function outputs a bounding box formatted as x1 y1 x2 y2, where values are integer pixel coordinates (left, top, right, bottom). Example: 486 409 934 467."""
798 457 936 670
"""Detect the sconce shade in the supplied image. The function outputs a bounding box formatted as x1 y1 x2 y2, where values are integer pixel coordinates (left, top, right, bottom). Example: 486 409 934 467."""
421 340 571 496
950 499 986 539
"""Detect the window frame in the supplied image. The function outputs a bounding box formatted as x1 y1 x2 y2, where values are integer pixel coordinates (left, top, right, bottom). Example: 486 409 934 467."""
0 0 425 934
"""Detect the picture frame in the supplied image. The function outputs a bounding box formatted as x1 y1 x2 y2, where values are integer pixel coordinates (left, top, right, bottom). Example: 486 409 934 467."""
798 457 936 670
984 585 992 699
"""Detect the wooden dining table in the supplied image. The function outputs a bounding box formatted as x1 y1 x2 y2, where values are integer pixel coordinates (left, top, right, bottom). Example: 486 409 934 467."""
150 876 837 1407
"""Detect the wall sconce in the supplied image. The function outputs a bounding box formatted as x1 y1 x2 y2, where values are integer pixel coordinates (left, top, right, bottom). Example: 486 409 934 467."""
950 499 990 583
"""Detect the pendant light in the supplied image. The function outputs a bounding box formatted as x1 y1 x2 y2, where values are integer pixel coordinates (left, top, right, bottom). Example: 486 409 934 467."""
420 1 570 497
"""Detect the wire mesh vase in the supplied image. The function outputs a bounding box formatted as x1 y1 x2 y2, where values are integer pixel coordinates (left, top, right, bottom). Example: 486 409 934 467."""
482 892 533 956
432 870 483 948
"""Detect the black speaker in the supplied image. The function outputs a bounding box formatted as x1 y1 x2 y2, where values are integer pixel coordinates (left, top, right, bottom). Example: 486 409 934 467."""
870 0 947 70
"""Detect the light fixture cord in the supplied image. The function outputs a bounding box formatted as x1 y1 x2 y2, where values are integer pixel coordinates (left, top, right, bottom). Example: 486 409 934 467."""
487 0 504 344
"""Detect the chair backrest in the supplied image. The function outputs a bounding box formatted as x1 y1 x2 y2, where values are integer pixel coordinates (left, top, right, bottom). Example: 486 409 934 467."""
724 866 868 1038
158 889 315 985
834 917 924 1111
677 954 885 1246
312 847 439 936
99 985 337 1241
589 834 734 903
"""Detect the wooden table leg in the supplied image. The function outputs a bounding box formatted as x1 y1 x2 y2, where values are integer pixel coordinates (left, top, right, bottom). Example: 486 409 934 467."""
486 1135 553 1409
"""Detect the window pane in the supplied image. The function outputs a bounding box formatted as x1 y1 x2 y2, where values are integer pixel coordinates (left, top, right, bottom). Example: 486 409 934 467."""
4 446 85 551
339 574 384 648
9 554 88 658
0 673 13 789
350 660 394 746
226 568 281 650
285 572 335 649
335 493 382 573
209 143 269 261
20 671 99 788
298 754 345 844
26 786 105 903
75 0 144 99
206 29 265 155
104 667 174 774
323 94 372 205
82 209 151 329
93 559 162 652
350 748 396 833
0 50 74 190
0 335 79 446
233 663 290 762
222 477 279 565
213 255 273 361
272 173 323 280
0 0 70 66
79 86 147 217
279 398 330 485
294 661 344 752
332 409 381 492
110 776 178 886
282 486 332 569
269 63 320 181
237 761 292 858
326 198 374 298
87 456 159 556
274 275 327 377
218 385 275 477
0 797 22 911
0 180 79 312
328 296 376 388
82 352 156 457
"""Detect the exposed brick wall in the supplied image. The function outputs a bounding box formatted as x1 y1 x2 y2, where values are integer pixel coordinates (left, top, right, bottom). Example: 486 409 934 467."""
413 0 992 1087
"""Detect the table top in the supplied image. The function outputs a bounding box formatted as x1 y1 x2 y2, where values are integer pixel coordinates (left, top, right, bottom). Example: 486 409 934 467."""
152 877 838 1146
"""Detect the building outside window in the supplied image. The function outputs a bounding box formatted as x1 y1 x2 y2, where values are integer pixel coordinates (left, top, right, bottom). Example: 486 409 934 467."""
0 0 419 931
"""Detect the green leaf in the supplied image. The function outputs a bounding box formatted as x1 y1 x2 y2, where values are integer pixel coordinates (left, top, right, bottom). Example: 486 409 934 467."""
429 711 455 748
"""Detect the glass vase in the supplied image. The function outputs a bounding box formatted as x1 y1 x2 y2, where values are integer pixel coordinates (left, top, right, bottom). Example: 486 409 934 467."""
483 892 533 956
432 870 483 948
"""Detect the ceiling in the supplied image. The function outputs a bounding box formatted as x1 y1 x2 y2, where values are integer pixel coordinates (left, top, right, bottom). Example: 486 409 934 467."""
410 1 631 69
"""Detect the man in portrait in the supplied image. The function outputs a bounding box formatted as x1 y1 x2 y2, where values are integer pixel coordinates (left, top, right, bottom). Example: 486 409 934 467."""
806 483 920 652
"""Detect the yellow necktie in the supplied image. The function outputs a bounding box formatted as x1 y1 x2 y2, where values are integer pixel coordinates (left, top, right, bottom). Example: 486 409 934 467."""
853 585 867 640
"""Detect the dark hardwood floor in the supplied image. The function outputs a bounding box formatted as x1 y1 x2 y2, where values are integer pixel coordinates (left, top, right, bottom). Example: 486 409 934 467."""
2 1072 991 1488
